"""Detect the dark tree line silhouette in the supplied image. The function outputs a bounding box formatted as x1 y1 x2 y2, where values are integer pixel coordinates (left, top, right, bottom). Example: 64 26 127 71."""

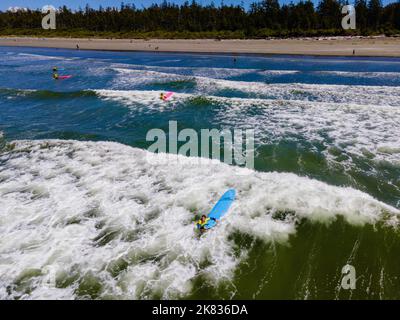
0 0 399 38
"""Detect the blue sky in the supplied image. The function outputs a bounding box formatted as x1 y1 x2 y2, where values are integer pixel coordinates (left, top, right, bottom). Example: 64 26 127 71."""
0 0 397 11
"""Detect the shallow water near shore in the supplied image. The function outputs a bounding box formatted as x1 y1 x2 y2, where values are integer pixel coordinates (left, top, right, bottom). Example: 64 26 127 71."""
0 47 400 299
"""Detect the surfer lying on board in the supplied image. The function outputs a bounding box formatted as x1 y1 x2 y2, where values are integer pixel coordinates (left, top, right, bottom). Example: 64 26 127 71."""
160 92 174 101
196 215 217 233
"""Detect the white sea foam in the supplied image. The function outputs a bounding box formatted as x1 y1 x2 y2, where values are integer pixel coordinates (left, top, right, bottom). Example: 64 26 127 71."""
211 96 400 167
112 67 189 87
197 78 400 106
95 89 190 113
110 66 400 106
0 140 398 299
94 89 400 168
111 63 258 79
16 53 77 61
316 70 400 78
105 66 400 167
258 70 300 75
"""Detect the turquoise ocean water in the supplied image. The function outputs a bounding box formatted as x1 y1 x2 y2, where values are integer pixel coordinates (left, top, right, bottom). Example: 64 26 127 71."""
0 47 400 299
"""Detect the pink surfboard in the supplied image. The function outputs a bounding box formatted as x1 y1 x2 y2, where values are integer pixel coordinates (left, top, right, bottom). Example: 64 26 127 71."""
163 92 174 101
58 75 72 80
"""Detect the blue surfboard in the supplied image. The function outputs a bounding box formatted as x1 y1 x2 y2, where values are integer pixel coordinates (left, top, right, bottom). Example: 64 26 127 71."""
204 189 236 229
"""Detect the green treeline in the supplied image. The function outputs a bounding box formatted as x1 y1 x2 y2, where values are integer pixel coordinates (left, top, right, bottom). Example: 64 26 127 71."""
0 0 399 38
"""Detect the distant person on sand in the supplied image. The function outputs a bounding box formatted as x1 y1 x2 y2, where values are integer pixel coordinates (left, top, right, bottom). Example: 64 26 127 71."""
76 44 80 50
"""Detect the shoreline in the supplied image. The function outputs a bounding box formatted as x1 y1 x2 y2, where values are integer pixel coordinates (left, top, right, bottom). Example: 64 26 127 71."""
1 36 400 57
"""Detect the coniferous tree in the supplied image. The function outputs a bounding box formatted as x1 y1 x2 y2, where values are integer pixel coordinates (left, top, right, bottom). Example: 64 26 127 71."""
317 0 342 29
355 0 369 31
367 0 383 29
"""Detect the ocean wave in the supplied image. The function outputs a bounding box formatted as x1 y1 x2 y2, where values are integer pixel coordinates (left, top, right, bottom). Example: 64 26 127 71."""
316 70 400 78
197 78 400 106
16 53 79 61
94 89 400 168
110 67 400 106
0 139 398 299
95 89 189 113
110 63 258 79
258 70 300 75
4 85 399 168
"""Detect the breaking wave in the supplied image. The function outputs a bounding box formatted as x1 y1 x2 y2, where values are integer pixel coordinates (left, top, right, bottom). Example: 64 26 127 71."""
0 139 398 299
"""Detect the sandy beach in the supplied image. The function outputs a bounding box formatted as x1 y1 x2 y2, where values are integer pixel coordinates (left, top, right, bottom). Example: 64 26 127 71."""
1 36 400 57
